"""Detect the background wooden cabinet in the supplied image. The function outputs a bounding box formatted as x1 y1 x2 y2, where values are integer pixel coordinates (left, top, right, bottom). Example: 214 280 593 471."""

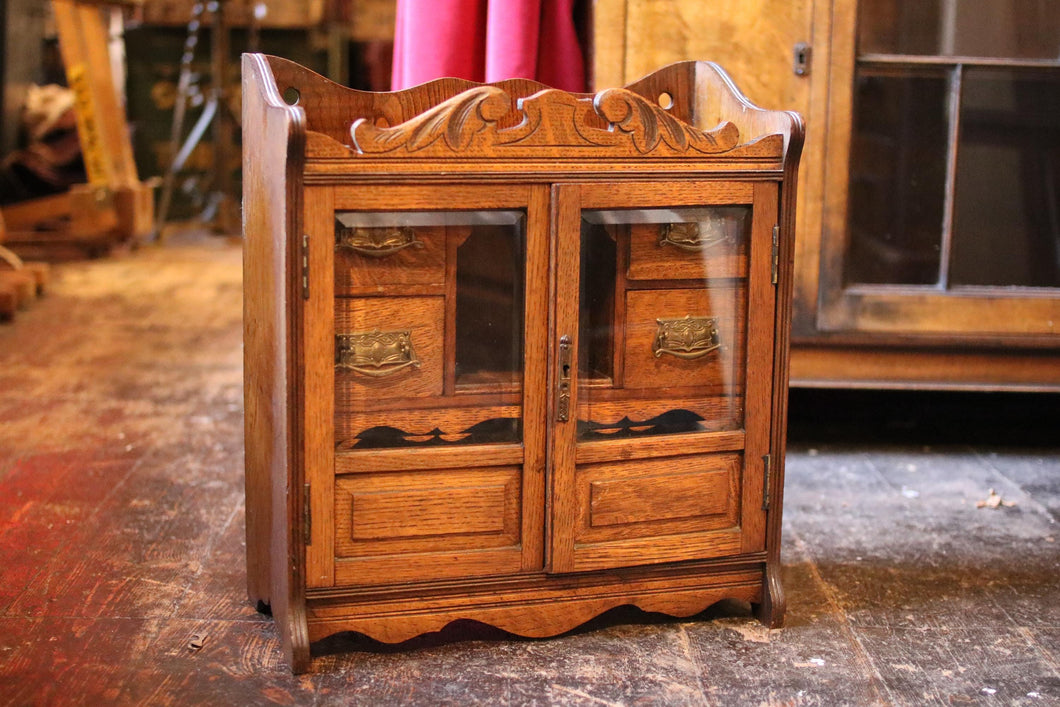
595 0 1060 390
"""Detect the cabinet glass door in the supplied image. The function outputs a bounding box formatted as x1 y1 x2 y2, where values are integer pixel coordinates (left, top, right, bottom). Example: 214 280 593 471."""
549 182 777 573
304 185 549 589
816 0 1060 339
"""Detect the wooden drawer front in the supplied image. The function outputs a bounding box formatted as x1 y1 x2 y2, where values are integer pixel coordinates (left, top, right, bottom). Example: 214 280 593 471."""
334 225 446 294
574 453 741 547
626 215 749 282
333 466 522 585
335 296 444 399
623 287 746 391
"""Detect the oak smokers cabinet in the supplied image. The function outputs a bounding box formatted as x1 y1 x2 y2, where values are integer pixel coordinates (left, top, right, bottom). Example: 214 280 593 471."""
242 54 803 673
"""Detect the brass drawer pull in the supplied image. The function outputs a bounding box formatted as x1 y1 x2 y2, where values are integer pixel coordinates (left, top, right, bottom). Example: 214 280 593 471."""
653 316 720 360
657 222 729 252
336 226 425 258
336 330 421 377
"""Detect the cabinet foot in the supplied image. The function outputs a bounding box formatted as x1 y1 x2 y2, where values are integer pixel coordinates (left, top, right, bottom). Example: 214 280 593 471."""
752 563 785 628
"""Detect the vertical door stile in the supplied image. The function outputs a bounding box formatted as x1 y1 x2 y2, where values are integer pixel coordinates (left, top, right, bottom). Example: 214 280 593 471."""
741 182 780 554
304 186 336 587
547 183 582 573
521 185 551 571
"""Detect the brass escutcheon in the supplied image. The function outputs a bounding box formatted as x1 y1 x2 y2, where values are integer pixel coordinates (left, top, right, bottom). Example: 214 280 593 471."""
336 329 421 377
336 225 424 257
652 315 721 360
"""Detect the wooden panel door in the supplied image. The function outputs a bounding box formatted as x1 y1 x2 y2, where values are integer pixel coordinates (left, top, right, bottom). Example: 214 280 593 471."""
303 184 550 588
593 0 813 111
549 181 778 573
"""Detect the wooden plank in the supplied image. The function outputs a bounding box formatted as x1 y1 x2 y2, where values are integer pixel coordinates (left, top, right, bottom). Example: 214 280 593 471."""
791 345 1060 391
333 184 533 211
575 430 746 465
740 182 779 555
570 531 744 574
303 186 335 589
546 183 583 573
521 184 551 572
240 52 310 670
335 444 524 474
579 181 754 208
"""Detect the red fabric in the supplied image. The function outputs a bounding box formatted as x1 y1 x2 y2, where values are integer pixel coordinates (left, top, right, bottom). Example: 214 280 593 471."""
391 0 585 92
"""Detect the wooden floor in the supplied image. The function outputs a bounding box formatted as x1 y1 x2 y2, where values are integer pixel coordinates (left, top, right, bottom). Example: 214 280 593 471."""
0 235 1057 705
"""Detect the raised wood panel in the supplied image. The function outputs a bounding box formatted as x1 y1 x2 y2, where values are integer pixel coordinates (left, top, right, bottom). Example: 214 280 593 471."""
582 455 740 536
334 467 521 560
623 287 747 390
334 296 445 399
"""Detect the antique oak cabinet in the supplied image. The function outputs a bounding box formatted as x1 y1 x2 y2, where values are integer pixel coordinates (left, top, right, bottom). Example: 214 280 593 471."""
242 53 803 672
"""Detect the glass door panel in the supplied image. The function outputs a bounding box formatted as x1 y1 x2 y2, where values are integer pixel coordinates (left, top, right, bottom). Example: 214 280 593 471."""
333 210 525 451
858 0 1060 59
845 68 949 285
549 182 775 575
950 68 1060 288
577 207 750 438
817 0 1060 338
324 202 533 588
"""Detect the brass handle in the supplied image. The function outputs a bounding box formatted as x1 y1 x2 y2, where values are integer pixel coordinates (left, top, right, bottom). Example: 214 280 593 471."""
657 222 729 252
557 335 572 422
336 225 424 258
336 330 421 377
653 316 721 360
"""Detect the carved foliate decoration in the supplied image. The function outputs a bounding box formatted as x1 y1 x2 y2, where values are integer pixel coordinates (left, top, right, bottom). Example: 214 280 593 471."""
349 86 740 158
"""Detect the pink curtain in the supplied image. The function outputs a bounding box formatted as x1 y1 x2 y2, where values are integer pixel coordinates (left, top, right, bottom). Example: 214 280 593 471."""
391 0 586 92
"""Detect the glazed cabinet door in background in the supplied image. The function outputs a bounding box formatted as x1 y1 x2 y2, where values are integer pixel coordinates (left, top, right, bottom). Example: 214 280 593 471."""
549 181 779 573
303 185 550 589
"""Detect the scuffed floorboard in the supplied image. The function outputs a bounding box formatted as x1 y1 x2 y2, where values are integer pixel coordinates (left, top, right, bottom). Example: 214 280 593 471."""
0 235 1057 705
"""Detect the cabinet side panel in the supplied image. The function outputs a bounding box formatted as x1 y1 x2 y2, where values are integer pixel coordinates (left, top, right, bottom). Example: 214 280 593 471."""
242 53 309 671
243 58 282 608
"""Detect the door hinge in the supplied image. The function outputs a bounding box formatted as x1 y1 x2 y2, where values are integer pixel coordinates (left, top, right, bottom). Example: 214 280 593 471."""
303 482 312 545
301 233 310 300
762 454 772 510
793 42 812 76
771 225 780 286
